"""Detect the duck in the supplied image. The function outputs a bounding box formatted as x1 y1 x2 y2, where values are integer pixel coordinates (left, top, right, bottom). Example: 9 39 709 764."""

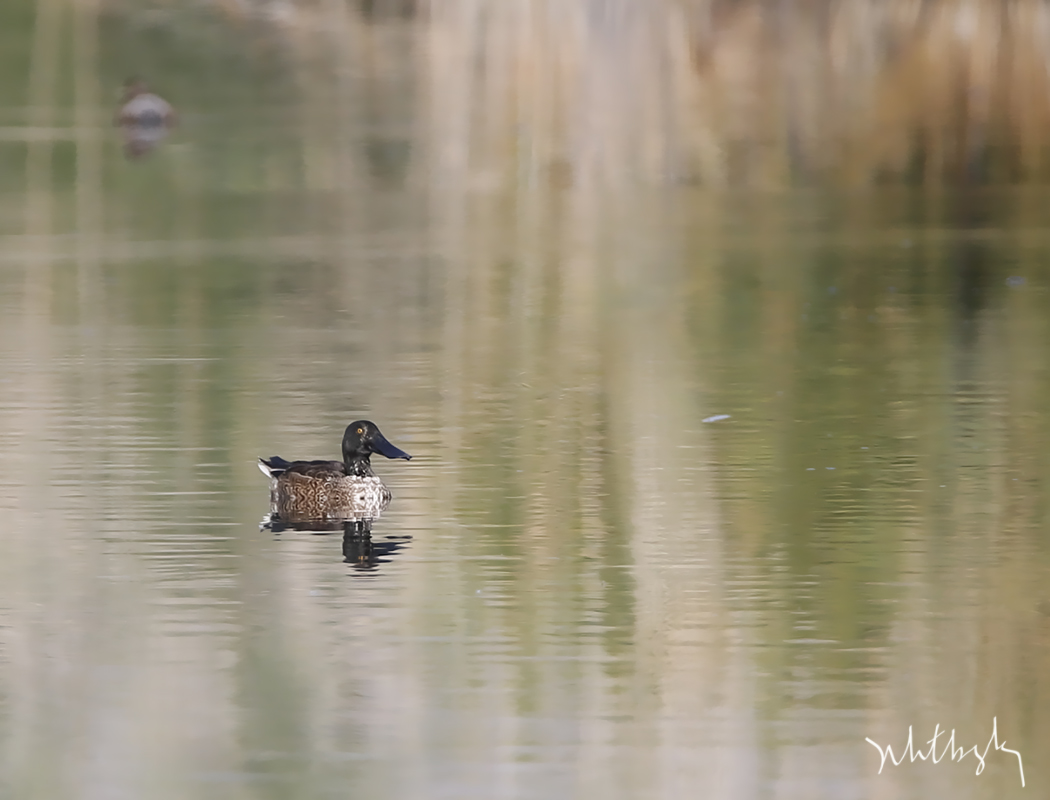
115 77 177 159
258 420 411 523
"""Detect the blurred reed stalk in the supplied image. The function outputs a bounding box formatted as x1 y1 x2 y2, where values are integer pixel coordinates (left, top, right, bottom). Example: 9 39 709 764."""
24 0 61 243
74 0 103 309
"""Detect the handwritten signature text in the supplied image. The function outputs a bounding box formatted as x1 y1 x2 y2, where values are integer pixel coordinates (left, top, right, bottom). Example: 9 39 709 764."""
866 718 1024 788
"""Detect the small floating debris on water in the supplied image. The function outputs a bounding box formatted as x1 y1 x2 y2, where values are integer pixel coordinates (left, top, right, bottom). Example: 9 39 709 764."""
806 468 815 471
1006 276 1026 287
702 414 731 423
826 467 835 470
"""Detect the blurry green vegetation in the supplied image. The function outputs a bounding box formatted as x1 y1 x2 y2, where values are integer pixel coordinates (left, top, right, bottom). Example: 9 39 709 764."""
0 3 34 110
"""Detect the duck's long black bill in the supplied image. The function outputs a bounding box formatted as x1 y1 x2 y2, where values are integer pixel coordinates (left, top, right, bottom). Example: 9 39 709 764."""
371 433 412 460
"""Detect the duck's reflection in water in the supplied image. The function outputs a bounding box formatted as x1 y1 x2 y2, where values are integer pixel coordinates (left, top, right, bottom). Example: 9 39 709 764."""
341 532 412 570
261 515 412 571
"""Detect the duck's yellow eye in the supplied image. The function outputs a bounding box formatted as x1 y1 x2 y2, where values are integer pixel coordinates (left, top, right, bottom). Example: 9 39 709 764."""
356 427 364 435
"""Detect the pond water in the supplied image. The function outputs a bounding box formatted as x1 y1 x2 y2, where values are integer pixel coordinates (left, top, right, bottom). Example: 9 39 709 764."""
0 6 1047 800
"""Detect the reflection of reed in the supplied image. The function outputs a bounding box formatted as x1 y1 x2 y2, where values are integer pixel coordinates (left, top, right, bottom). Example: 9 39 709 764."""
422 182 1050 793
418 174 749 792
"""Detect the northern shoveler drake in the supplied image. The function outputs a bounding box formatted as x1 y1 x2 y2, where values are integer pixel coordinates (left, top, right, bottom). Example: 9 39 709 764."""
258 420 411 523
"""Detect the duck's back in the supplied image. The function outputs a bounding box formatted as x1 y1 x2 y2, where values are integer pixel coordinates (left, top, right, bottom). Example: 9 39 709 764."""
261 458 346 480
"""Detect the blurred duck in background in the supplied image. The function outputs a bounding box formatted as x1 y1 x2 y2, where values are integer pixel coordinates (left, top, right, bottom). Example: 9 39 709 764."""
115 77 177 159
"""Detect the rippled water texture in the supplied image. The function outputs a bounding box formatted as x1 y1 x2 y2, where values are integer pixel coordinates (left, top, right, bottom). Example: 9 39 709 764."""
0 5 1047 800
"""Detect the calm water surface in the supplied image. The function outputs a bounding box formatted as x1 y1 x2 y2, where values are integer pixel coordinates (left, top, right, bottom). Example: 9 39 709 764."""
0 11 1048 800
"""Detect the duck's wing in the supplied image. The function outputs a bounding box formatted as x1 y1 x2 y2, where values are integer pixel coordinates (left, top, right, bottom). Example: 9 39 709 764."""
274 459 347 480
258 456 294 478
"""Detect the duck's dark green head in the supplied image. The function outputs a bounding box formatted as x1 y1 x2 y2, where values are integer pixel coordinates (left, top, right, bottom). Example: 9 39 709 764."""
342 420 412 464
